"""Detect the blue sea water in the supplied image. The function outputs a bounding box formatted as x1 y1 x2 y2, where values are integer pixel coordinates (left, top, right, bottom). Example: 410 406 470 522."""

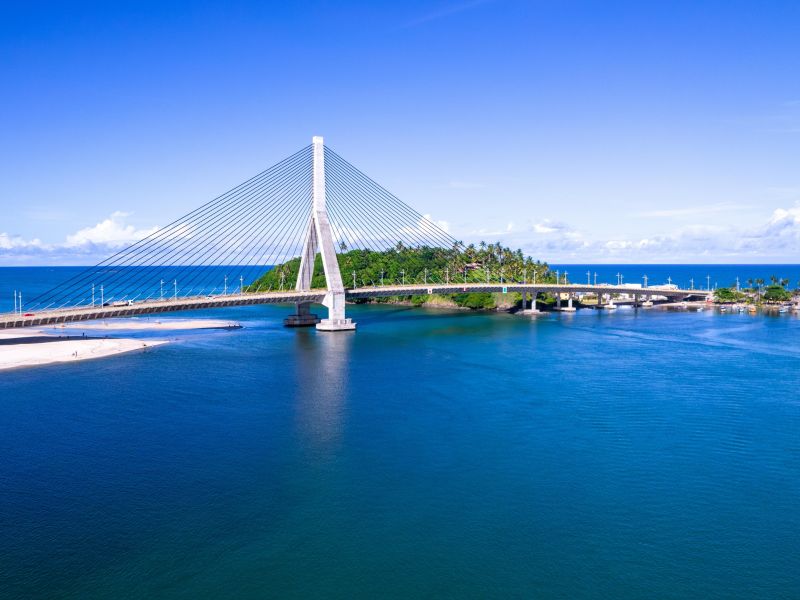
1 267 799 599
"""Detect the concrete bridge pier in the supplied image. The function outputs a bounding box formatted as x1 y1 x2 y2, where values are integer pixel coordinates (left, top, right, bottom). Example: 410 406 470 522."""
284 302 321 327
521 290 541 315
317 291 356 331
562 294 576 312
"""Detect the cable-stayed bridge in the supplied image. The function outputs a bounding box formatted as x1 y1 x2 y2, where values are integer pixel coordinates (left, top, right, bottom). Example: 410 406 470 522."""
2 137 703 331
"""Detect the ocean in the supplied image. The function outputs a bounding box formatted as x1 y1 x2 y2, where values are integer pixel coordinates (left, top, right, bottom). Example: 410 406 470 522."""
0 266 799 598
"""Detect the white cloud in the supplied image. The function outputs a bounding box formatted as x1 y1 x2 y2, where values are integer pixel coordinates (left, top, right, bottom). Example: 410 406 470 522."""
0 232 43 250
0 212 160 265
65 211 159 248
462 204 800 263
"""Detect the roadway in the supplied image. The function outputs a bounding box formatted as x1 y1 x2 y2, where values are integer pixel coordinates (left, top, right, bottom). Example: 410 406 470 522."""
0 283 704 329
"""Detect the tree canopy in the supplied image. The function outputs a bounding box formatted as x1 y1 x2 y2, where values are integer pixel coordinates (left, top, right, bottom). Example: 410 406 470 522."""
248 243 553 310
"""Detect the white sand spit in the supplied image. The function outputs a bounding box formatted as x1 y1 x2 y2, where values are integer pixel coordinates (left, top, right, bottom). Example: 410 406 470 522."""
50 318 240 331
0 338 168 371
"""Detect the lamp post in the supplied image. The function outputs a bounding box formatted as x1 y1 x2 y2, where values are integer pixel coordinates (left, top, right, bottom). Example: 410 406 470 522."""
173 280 177 300
100 285 104 306
643 275 648 288
160 279 164 300
707 275 711 291
587 271 591 285
224 275 228 296
594 272 598 285
240 275 244 294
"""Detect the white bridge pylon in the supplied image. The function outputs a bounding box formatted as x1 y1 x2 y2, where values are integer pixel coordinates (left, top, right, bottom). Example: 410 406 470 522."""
285 136 356 331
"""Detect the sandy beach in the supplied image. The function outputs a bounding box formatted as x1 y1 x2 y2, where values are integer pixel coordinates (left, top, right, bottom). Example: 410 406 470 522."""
48 318 241 331
0 331 167 371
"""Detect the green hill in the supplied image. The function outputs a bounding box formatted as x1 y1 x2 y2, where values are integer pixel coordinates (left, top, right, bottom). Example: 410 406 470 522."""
248 243 555 310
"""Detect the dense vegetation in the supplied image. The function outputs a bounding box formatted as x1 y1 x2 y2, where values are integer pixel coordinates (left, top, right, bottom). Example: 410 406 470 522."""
715 280 795 304
249 242 554 310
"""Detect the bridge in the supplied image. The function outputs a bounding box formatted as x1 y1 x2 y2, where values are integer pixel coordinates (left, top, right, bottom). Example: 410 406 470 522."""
2 137 704 331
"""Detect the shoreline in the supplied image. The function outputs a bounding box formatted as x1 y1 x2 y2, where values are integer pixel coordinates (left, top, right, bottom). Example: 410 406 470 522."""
47 318 241 331
0 331 167 371
0 317 240 371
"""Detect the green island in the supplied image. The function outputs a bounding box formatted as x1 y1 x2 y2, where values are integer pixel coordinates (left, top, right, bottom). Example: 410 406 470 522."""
249 242 555 310
250 245 800 311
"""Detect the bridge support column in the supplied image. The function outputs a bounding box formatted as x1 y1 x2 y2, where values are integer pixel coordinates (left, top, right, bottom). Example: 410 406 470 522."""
292 136 355 332
562 294 576 312
316 291 355 331
522 290 540 315
284 302 320 327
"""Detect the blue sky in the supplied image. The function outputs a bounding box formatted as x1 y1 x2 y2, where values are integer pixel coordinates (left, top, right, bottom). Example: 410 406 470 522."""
1 0 799 264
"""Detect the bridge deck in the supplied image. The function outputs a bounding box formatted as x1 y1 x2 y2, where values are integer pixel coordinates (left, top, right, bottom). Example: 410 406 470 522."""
1 284 703 329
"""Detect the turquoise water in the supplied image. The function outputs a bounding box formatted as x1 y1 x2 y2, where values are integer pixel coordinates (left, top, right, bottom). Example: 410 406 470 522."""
1 268 799 598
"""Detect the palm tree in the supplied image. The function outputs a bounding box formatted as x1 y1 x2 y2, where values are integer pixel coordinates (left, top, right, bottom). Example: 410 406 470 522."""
755 278 765 302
